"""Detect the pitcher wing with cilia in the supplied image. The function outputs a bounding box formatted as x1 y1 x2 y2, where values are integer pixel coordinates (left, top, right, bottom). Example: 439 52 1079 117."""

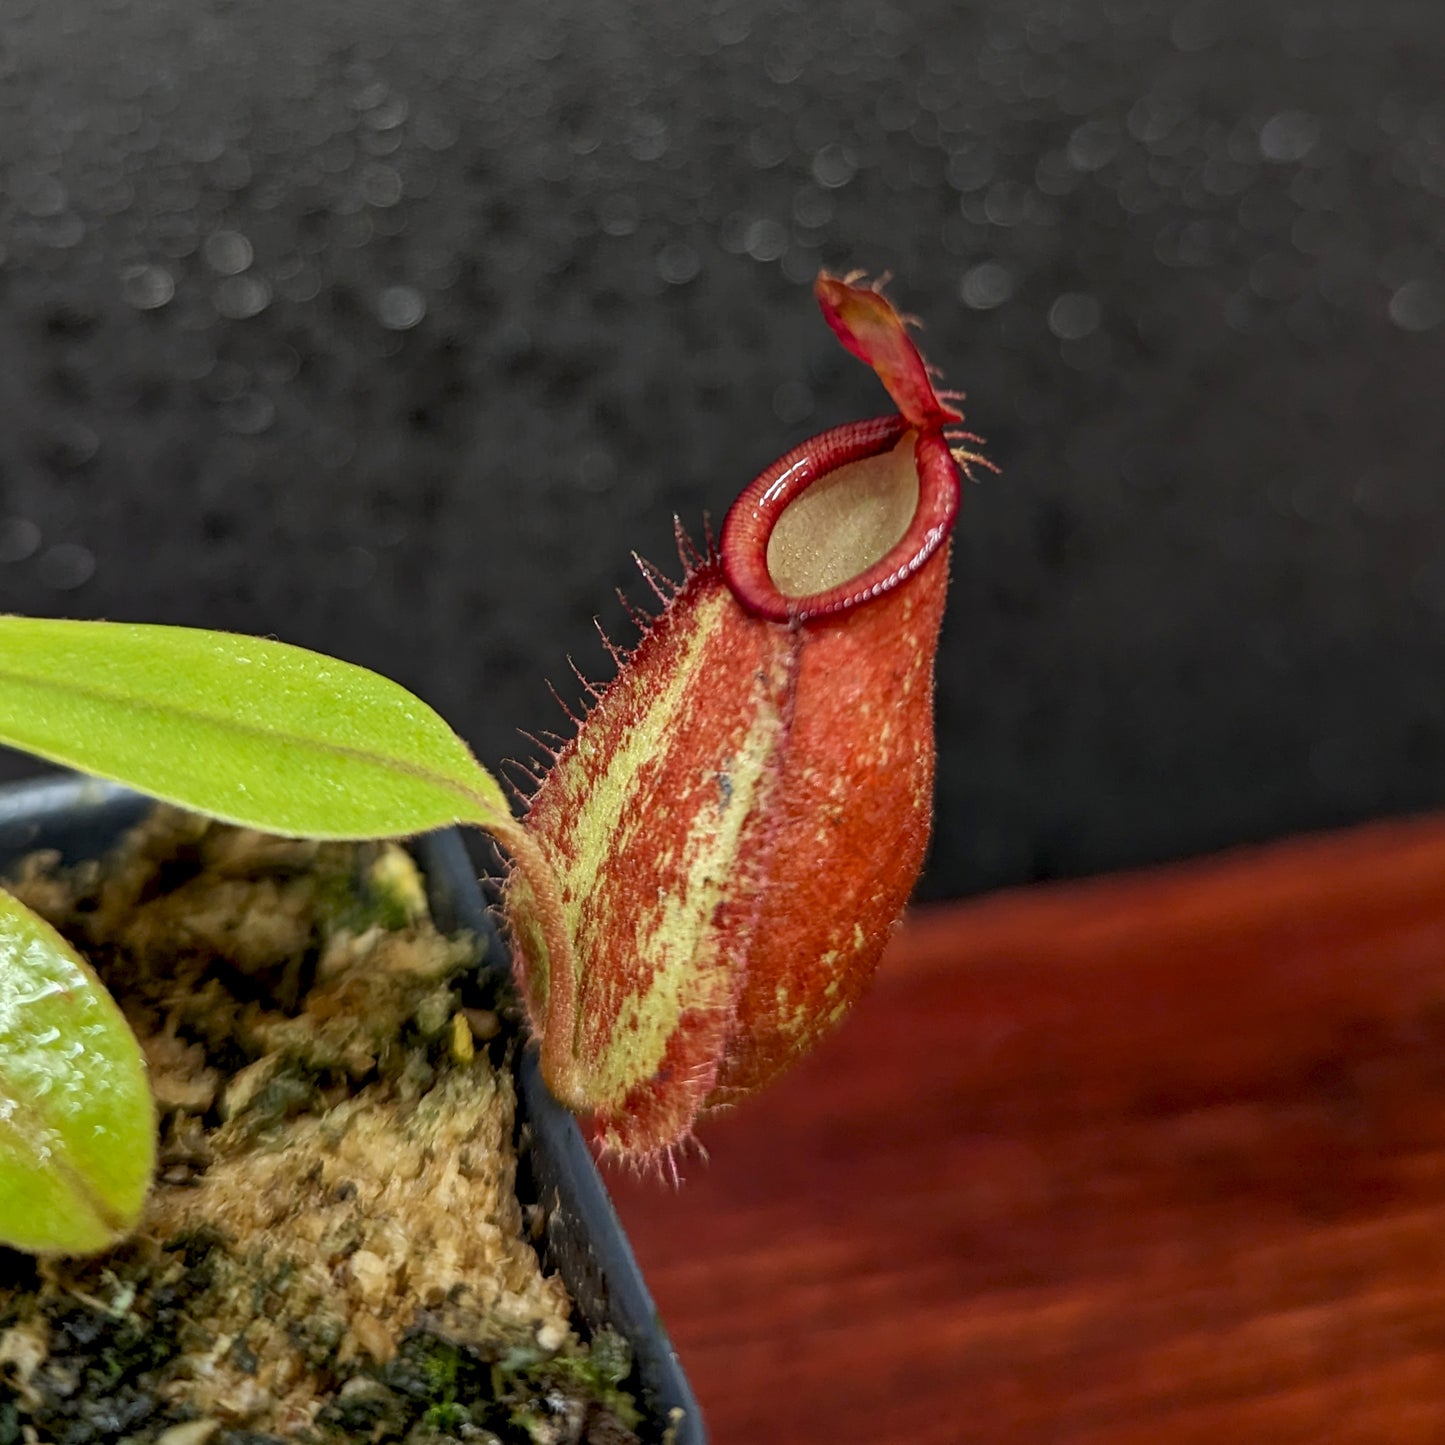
505 272 995 1162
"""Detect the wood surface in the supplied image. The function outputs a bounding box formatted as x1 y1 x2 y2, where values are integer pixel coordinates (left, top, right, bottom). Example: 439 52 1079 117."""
606 814 1445 1445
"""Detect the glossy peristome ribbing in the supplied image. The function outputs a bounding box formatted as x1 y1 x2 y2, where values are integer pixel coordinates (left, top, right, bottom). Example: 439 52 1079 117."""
504 272 989 1161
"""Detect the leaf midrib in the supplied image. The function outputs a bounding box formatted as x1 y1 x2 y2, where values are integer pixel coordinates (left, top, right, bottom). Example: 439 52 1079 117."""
0 666 495 832
0 1089 117 1240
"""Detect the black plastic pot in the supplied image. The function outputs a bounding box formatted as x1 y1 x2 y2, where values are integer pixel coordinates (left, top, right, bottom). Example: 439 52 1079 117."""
0 772 705 1445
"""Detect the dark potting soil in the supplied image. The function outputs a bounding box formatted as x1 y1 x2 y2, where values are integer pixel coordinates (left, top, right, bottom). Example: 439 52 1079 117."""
0 807 643 1445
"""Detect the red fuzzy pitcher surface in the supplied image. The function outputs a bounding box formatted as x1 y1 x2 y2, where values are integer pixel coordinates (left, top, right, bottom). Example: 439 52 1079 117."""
504 274 992 1161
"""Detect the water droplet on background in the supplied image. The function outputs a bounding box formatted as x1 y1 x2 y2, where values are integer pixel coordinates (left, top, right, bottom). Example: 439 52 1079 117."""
983 180 1031 227
223 392 277 435
945 145 995 193
1048 292 1102 340
120 263 175 310
811 144 857 189
37 542 95 591
0 519 42 564
215 274 271 320
771 380 814 425
742 218 787 262
359 163 403 208
960 261 1014 310
1066 120 1119 173
203 230 254 275
1388 278 1445 332
1259 110 1321 163
655 242 700 286
375 285 426 330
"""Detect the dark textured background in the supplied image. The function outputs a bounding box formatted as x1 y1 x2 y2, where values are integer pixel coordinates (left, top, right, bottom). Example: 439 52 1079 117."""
0 0 1441 901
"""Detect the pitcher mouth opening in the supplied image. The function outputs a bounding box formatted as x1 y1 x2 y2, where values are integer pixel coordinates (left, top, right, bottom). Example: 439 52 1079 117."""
719 416 962 624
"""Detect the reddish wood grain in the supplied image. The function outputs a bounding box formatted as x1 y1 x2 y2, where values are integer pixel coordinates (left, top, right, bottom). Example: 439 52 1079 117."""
605 814 1445 1445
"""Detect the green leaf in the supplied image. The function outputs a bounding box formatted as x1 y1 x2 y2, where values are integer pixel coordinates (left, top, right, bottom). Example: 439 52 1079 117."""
0 887 154 1253
0 618 512 839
